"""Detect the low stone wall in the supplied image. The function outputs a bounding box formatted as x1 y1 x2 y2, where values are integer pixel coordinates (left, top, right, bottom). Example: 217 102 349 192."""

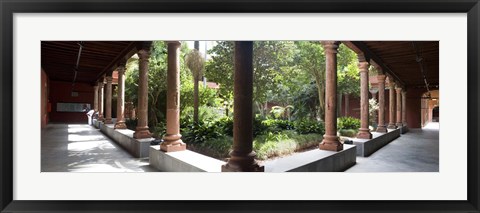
352 128 401 157
264 144 357 172
149 146 226 172
400 125 409 134
94 119 153 158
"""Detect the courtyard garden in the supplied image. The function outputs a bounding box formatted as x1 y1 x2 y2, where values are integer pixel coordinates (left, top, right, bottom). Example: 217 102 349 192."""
122 41 373 161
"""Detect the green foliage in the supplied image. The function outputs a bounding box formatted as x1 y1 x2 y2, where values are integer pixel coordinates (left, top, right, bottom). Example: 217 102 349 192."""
337 116 361 130
253 130 323 160
125 118 138 131
294 119 325 135
182 122 222 144
262 119 295 133
212 117 234 136
339 129 358 137
269 105 294 120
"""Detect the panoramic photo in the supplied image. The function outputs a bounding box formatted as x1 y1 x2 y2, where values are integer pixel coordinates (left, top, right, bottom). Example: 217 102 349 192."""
40 40 439 172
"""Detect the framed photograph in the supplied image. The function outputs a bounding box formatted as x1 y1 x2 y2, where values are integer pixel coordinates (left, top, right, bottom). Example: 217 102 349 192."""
1 0 479 212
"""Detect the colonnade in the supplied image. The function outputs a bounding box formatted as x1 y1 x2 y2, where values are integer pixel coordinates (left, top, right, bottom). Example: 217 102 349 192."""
92 40 408 172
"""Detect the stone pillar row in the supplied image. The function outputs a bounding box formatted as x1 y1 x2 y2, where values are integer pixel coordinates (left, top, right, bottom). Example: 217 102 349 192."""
376 75 387 133
114 62 127 129
98 81 104 121
396 87 403 127
319 41 343 151
387 78 396 129
222 41 263 172
104 76 113 124
356 57 372 139
161 41 186 152
133 42 153 139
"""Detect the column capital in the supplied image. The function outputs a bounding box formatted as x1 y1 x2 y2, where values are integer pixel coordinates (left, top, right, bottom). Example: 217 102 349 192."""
377 74 386 81
321 41 340 53
166 41 181 47
97 81 104 87
106 76 113 83
395 86 403 92
93 85 99 89
401 90 407 95
358 61 370 72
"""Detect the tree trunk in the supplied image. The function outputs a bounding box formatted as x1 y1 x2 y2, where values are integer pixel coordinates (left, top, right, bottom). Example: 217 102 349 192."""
194 80 199 124
314 73 325 121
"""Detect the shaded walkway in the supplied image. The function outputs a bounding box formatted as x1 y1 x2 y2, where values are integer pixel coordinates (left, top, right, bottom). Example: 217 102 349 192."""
41 123 157 172
345 122 439 172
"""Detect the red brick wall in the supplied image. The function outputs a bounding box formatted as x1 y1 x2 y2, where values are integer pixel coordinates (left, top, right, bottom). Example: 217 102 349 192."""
49 80 94 123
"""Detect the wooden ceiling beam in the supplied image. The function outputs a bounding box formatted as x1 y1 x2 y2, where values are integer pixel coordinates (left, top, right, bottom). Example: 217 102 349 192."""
343 41 406 88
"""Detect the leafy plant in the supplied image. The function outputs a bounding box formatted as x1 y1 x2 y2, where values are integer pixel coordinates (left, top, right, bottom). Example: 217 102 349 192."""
337 116 361 130
294 119 325 135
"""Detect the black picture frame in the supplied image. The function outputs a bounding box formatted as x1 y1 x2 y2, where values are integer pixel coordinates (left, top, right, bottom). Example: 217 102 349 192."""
1 0 479 212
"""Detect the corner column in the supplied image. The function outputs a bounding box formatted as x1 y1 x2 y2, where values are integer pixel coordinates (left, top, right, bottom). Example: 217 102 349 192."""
222 41 264 172
356 58 372 139
319 41 343 151
133 42 152 139
396 87 403 127
115 63 127 129
104 76 113 124
387 78 396 129
161 41 186 152
376 74 387 132
98 80 105 121
93 85 99 112
402 90 407 126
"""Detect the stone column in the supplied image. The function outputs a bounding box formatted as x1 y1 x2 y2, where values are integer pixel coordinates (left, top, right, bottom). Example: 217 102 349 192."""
114 63 127 129
222 41 264 172
98 81 104 121
319 41 343 151
396 87 403 127
376 75 387 133
356 59 372 139
402 90 407 126
93 85 99 112
161 41 186 152
133 42 152 139
387 79 396 129
104 76 113 124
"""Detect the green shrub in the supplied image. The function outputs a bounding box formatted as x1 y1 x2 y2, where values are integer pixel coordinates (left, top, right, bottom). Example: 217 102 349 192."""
294 119 325 135
182 122 221 144
253 130 323 160
152 122 166 138
125 118 138 131
253 115 268 136
262 119 294 133
212 117 234 136
339 129 358 137
337 116 361 130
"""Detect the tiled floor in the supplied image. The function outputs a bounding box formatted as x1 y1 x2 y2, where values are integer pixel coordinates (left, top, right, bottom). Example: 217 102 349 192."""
41 123 157 172
345 122 439 172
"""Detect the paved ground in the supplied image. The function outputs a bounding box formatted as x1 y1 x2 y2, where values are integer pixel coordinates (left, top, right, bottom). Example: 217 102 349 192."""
42 122 439 172
41 123 157 172
345 122 439 172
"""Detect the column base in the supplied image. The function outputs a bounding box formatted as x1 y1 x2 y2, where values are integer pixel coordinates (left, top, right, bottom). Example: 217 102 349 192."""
396 122 403 127
133 127 152 139
376 125 387 133
114 121 127 129
160 141 186 152
221 150 264 172
387 124 397 129
356 128 372 139
104 118 113 124
221 163 264 172
319 135 343 151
